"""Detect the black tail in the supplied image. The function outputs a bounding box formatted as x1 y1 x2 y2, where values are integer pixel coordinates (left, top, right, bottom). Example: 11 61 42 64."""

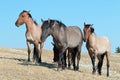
33 46 39 63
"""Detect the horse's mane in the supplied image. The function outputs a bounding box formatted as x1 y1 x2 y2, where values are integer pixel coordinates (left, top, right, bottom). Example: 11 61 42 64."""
21 10 38 25
54 20 66 28
44 19 66 28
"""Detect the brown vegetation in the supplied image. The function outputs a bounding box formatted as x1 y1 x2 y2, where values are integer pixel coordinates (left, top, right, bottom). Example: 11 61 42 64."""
0 47 120 80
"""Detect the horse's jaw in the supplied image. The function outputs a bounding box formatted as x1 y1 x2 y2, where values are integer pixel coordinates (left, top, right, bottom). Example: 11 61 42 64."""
41 34 50 42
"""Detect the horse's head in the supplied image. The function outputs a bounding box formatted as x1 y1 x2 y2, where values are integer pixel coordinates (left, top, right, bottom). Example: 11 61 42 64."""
41 19 52 42
41 18 66 42
15 10 31 27
41 19 59 42
83 22 94 42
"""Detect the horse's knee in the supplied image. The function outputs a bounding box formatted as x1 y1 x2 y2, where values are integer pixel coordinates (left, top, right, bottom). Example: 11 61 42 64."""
107 62 110 67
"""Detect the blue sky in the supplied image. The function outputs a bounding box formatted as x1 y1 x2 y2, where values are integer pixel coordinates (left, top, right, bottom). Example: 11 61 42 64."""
0 0 120 53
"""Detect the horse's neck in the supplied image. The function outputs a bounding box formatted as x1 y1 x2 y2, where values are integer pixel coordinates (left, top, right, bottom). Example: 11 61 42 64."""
52 27 66 46
25 18 35 32
87 33 96 47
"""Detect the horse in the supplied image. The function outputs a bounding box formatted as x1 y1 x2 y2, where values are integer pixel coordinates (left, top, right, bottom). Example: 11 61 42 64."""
41 19 83 70
52 42 74 69
15 10 44 63
83 22 110 77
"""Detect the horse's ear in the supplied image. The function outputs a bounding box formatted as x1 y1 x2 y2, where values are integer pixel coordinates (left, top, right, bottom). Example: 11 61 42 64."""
48 18 50 23
91 24 94 26
28 10 30 13
91 27 94 33
84 22 86 26
41 18 44 23
51 42 55 46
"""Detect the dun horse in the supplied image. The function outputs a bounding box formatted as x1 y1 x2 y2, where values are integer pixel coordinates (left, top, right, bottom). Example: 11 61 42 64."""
15 10 44 63
83 22 110 77
52 41 76 69
41 19 83 70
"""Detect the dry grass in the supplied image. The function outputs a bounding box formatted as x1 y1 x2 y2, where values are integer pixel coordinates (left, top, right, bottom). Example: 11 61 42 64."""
0 47 120 80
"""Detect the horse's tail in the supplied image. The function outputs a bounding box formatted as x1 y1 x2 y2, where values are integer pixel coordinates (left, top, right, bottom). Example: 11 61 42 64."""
33 46 39 63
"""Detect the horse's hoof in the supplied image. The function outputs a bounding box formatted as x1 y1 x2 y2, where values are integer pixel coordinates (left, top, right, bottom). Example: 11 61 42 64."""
28 59 30 62
62 67 65 70
107 74 109 77
57 67 62 71
98 72 102 75
92 71 96 74
35 62 40 66
38 60 42 63
68 66 71 69
74 66 79 71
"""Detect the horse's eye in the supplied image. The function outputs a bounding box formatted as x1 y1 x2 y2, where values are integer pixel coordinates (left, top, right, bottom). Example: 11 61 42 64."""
22 15 24 18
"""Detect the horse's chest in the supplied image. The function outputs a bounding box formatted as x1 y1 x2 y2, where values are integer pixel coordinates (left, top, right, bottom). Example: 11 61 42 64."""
26 32 35 43
86 42 97 54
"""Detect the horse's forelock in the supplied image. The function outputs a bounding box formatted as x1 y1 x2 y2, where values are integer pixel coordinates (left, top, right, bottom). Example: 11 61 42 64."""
84 24 94 33
20 10 32 18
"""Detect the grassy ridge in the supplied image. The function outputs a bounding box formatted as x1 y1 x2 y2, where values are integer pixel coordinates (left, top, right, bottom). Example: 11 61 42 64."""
0 47 120 80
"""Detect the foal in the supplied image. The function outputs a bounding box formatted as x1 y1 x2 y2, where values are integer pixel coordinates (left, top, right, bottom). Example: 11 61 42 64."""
15 10 44 63
83 23 110 77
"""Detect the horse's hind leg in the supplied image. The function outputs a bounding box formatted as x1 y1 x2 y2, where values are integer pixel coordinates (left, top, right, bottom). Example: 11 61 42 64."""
76 48 81 71
97 54 105 75
62 50 66 69
106 52 110 77
68 49 71 69
72 48 77 70
27 41 31 62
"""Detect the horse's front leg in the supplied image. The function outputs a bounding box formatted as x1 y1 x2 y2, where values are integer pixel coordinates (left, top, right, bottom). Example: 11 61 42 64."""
27 41 31 62
39 42 44 63
89 52 96 74
57 48 66 71
34 42 40 63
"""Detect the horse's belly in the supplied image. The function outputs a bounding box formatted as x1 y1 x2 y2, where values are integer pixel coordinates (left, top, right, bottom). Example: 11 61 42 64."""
68 40 80 48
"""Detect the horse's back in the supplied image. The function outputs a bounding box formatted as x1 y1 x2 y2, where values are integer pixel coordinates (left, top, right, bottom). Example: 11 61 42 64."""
97 36 110 52
66 26 83 48
90 35 110 54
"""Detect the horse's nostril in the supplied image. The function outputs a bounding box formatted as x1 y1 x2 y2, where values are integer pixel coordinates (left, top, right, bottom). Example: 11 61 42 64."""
15 21 18 26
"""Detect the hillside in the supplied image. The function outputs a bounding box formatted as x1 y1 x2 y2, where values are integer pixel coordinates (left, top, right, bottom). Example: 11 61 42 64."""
0 47 120 80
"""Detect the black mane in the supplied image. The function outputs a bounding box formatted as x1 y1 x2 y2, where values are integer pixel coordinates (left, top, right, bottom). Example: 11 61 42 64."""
85 24 92 27
54 20 66 27
44 19 66 28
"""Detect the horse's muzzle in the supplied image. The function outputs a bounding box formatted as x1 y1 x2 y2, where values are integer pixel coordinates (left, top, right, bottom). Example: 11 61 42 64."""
15 21 20 27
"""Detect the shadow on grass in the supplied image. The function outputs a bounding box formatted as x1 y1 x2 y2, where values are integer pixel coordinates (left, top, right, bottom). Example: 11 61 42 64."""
0 56 57 69
19 61 57 69
0 56 26 62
